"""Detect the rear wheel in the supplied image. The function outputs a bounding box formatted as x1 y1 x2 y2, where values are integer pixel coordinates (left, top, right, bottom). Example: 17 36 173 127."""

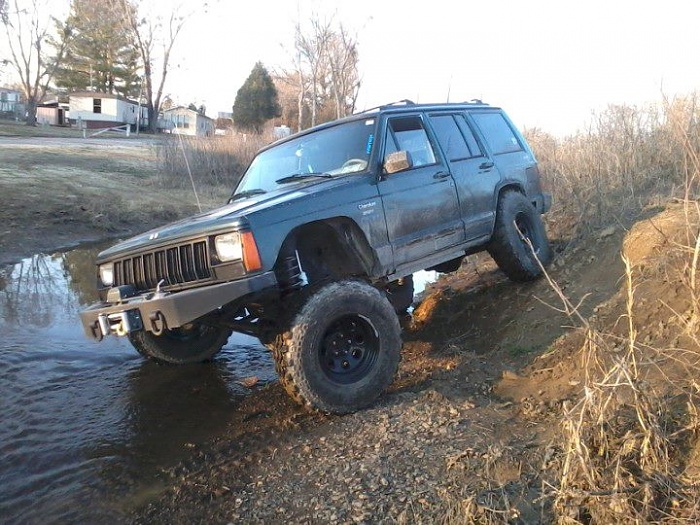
273 280 402 414
488 191 551 282
129 323 232 364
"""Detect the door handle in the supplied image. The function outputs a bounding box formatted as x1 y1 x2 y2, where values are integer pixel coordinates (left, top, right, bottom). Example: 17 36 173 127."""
479 161 494 170
433 171 450 180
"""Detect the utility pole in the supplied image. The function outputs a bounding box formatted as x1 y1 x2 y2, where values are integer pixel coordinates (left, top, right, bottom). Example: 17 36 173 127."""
136 75 144 136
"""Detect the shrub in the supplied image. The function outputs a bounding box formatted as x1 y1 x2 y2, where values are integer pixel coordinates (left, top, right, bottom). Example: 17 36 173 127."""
154 132 271 195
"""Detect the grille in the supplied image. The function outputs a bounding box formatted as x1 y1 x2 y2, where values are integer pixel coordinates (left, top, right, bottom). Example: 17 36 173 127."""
112 240 212 291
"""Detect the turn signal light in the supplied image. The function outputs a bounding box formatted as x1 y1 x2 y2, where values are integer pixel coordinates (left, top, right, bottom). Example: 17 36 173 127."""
241 231 262 271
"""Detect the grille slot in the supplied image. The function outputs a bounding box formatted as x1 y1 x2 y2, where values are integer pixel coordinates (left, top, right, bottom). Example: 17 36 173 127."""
113 240 212 291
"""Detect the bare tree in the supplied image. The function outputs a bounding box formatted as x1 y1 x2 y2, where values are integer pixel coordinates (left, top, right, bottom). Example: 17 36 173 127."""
280 13 361 131
1 0 69 125
295 16 331 128
112 0 187 132
326 25 360 119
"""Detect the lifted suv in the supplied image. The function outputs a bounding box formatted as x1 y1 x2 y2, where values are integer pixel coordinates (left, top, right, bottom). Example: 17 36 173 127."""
80 100 552 413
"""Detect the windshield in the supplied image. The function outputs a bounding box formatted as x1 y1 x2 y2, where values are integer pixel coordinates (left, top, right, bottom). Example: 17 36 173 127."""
234 118 377 196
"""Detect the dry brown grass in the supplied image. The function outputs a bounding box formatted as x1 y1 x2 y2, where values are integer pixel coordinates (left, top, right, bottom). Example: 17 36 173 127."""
154 132 271 193
525 93 700 241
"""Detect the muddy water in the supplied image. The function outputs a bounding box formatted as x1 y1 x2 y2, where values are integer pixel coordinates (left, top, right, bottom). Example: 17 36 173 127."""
0 247 276 523
0 247 438 523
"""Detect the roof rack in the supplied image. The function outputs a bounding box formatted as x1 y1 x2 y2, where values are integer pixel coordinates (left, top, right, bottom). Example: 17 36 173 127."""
356 99 415 114
355 98 489 115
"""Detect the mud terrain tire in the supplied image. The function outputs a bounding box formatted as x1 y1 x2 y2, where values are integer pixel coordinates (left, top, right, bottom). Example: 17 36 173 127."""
273 280 402 414
129 323 232 364
488 190 551 282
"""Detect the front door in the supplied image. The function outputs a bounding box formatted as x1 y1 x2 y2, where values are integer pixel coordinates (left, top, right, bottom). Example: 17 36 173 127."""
377 114 464 269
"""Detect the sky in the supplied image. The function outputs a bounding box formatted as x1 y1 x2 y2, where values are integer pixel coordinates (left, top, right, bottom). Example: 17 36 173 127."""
3 0 700 136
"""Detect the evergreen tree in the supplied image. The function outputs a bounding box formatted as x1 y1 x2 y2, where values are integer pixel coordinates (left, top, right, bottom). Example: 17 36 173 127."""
54 0 140 97
232 62 281 133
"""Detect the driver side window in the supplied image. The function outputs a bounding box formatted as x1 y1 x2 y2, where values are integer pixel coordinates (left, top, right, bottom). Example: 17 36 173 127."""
384 116 437 169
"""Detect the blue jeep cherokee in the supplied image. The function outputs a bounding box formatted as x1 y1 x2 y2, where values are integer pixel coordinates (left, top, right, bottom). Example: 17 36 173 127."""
81 100 551 413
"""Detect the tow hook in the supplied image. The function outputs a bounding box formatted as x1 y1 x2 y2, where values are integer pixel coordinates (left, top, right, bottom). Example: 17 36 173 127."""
149 311 167 335
96 310 143 338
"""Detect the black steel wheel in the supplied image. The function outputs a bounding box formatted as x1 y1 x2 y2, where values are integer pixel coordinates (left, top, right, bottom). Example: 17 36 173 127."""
274 280 402 414
320 315 380 384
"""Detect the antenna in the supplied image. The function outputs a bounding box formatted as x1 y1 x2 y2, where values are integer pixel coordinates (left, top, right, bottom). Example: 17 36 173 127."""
177 131 203 213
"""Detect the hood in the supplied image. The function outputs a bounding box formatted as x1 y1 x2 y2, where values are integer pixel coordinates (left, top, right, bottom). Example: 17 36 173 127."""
97 181 328 261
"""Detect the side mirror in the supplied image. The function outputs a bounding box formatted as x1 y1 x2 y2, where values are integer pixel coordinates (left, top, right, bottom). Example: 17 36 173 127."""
384 150 413 174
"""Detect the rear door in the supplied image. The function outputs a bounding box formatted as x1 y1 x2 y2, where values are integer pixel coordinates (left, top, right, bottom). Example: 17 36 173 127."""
377 113 464 268
470 110 534 194
427 112 501 241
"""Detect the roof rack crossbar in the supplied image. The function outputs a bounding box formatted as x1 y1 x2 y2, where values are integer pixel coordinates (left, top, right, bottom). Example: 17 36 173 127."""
356 99 415 114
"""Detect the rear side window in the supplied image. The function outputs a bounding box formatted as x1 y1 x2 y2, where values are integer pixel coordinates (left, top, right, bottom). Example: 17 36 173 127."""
472 112 523 155
384 116 437 167
429 115 471 161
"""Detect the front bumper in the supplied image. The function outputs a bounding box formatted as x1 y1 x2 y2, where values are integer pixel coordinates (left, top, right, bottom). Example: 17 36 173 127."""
80 271 277 340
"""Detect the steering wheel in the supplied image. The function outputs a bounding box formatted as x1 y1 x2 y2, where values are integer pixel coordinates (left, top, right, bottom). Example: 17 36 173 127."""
340 158 367 171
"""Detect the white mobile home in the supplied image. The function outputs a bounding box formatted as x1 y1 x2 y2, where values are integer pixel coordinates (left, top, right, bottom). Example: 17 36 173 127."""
68 92 148 129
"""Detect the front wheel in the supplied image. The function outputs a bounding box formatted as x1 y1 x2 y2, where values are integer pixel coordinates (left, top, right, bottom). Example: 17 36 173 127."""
488 191 552 282
273 280 402 414
129 323 232 364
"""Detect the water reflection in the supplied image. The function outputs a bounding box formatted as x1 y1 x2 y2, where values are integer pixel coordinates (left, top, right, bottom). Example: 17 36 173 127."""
0 252 84 327
0 248 274 523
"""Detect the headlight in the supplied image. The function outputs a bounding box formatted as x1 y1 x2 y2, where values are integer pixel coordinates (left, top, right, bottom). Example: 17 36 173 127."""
215 232 243 262
99 262 114 286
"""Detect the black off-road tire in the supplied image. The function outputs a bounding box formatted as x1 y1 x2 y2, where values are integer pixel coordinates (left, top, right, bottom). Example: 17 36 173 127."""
488 191 552 282
129 323 232 364
272 280 402 414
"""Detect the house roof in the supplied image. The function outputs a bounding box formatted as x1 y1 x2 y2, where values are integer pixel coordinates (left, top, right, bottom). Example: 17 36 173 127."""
162 106 213 121
69 91 140 106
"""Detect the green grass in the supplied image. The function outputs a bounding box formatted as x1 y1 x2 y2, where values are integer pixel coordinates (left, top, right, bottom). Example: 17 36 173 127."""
0 119 84 137
0 119 150 139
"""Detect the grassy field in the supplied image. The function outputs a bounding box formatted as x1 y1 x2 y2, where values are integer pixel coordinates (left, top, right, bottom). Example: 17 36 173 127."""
0 118 145 138
0 132 234 264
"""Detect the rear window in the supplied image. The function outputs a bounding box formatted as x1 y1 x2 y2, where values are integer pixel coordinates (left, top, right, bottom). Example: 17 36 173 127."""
471 112 523 155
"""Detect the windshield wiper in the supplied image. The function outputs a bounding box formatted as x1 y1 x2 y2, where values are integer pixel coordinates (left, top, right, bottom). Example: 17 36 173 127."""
275 172 333 184
229 188 266 202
